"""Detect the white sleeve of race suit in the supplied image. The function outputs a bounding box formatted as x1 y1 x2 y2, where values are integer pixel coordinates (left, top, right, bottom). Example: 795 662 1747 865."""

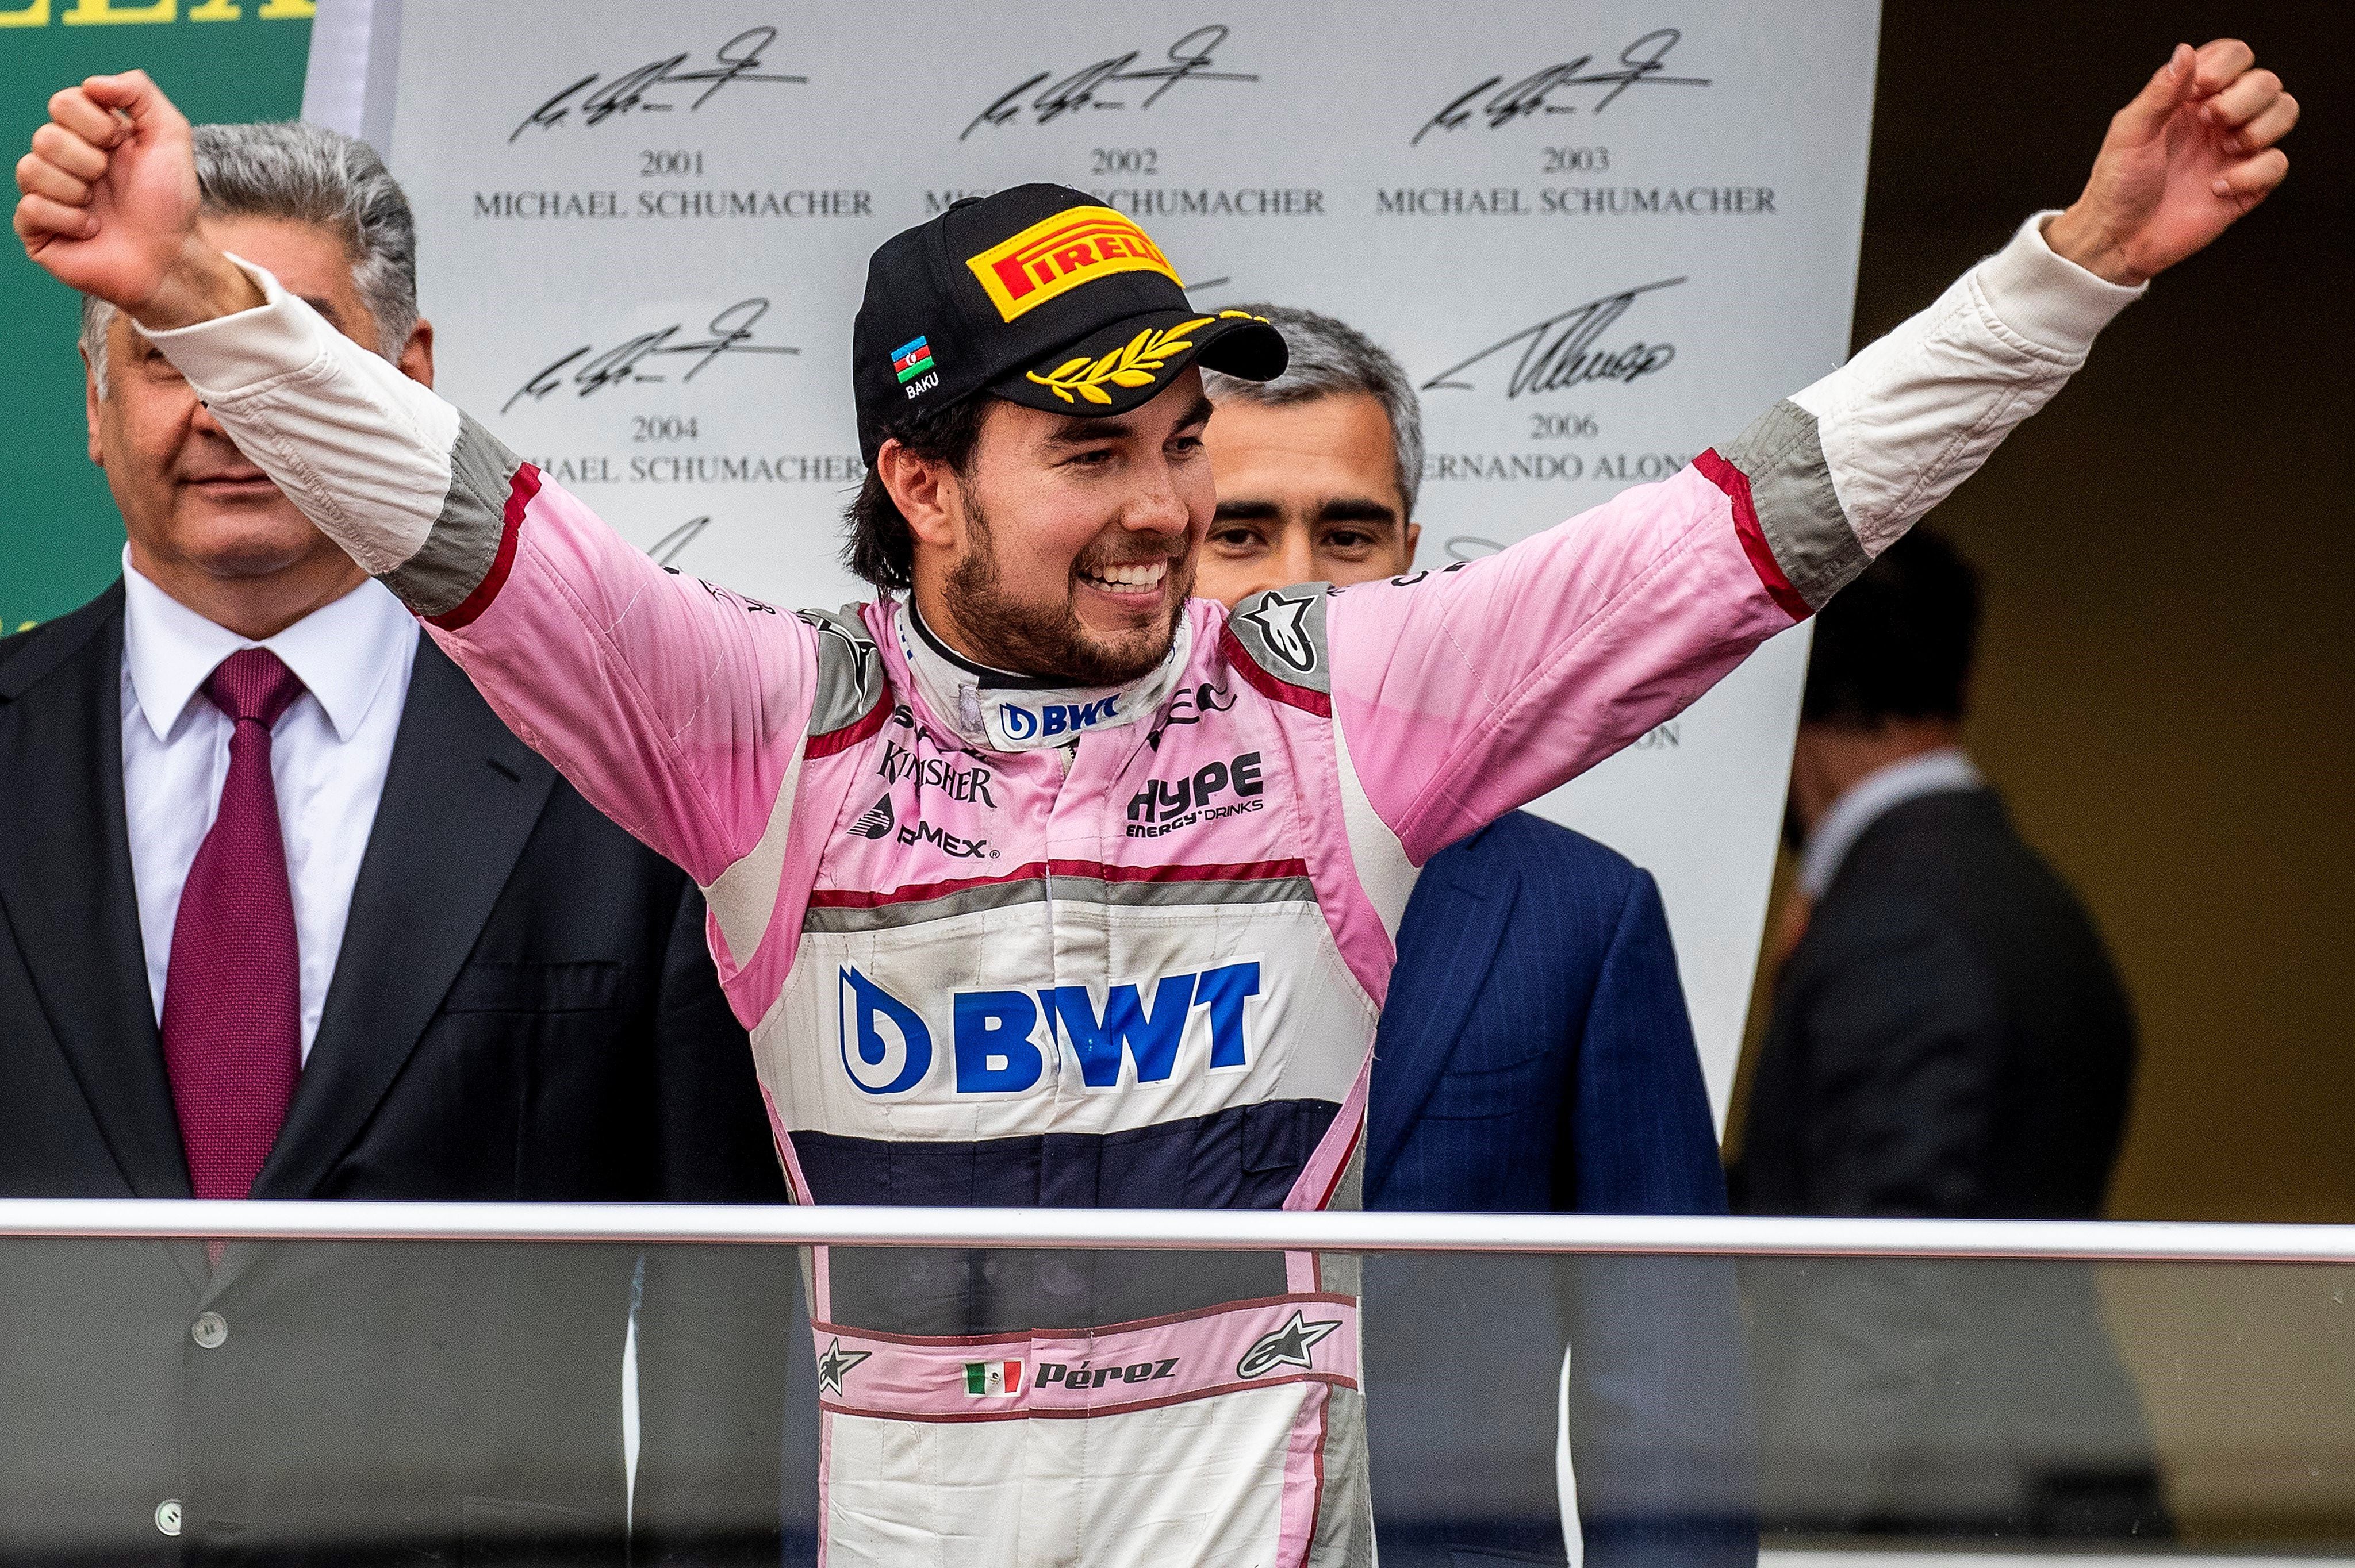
133 253 461 579
1781 209 2147 563
1318 212 2146 862
135 255 837 926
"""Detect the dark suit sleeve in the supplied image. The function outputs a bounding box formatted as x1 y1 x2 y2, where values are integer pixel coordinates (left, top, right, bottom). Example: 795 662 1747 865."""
631 883 799 1566
1787 902 2001 1216
1565 870 1759 1568
1747 902 2005 1528
1564 870 1726 1217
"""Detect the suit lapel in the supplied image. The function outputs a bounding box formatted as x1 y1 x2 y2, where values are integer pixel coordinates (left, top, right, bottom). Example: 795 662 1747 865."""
0 587 192 1201
249 640 554 1202
1362 831 1518 1196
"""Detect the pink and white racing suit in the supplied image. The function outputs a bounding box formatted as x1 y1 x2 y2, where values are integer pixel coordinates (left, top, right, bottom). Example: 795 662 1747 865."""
146 214 2138 1566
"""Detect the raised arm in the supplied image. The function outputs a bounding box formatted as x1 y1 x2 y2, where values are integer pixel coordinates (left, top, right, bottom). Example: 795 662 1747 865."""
14 72 850 914
1315 40 2292 863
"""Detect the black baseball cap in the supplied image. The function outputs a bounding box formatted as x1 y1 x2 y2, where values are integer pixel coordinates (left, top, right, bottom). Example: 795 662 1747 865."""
851 183 1287 463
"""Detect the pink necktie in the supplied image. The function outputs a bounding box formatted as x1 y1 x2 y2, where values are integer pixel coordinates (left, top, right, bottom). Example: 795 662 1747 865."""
161 647 307 1213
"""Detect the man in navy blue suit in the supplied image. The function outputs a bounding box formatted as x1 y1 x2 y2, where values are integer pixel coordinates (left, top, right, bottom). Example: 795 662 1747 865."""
1202 307 1756 1568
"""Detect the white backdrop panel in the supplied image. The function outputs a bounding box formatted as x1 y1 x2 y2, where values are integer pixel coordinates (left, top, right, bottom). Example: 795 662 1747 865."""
330 0 1884 1128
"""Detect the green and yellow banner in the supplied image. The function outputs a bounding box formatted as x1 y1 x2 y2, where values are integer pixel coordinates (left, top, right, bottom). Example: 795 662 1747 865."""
0 0 313 632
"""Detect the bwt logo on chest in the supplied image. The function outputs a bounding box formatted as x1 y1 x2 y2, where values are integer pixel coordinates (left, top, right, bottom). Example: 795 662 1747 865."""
998 694 1118 742
837 963 1261 1096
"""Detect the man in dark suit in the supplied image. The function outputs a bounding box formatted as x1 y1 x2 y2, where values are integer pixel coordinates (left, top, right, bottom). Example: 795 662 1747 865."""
1733 528 2168 1538
0 122 790 1564
1201 306 1754 1568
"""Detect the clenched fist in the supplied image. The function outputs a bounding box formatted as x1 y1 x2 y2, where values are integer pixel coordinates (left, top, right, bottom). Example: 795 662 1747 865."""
2047 40 2296 286
13 71 260 328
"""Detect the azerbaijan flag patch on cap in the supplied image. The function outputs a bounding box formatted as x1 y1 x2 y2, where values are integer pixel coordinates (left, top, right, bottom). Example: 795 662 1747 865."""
964 1359 1023 1397
892 336 936 384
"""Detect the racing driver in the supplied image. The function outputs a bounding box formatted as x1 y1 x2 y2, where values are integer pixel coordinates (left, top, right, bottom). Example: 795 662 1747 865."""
13 41 2294 1567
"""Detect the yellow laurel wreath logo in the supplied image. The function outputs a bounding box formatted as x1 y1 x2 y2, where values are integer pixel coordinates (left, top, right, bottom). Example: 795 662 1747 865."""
1024 312 1268 406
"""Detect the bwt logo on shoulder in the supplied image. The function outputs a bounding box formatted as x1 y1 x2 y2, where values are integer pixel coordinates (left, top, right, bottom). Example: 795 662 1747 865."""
838 962 1261 1096
998 694 1118 743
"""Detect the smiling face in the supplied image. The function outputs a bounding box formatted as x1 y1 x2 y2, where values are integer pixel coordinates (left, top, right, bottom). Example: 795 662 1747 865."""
1195 391 1418 606
893 366 1215 687
87 213 432 637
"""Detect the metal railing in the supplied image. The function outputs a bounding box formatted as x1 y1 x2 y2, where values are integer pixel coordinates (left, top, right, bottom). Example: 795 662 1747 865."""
0 1201 2349 1263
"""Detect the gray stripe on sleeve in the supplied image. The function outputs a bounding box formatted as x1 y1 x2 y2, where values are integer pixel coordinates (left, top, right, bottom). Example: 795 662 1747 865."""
1719 399 1869 611
796 606 886 736
381 412 524 617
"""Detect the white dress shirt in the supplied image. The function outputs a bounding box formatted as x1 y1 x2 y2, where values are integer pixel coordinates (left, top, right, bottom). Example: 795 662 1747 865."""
1797 747 1986 901
120 549 421 1062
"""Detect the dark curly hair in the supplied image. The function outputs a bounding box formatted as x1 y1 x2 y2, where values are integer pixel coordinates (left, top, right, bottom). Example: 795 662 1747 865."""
1801 527 1982 727
842 395 995 592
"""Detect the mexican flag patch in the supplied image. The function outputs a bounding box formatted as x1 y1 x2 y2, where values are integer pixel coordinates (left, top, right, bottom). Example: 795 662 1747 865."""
964 1359 1023 1397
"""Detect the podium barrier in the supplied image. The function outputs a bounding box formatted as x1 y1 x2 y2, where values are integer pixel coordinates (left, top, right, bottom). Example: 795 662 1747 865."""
0 1206 2346 1563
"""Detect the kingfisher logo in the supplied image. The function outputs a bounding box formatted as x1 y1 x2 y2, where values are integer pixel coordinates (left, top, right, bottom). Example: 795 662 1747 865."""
966 206 1182 322
998 693 1119 743
875 740 998 805
838 962 1261 1096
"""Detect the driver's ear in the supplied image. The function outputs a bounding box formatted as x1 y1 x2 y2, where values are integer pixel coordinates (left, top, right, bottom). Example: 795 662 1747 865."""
880 441 961 551
1402 521 1421 569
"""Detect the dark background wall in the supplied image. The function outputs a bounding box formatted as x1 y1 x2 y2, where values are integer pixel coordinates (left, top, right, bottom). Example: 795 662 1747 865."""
1747 0 2354 1225
1736 3 2354 1539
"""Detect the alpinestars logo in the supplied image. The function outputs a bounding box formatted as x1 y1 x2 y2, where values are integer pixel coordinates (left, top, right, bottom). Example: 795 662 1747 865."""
816 1337 871 1397
1237 1311 1341 1379
845 793 995 859
1235 589 1317 674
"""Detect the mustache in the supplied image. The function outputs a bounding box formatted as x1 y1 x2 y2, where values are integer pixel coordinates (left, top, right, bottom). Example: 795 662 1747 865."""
1071 541 1188 574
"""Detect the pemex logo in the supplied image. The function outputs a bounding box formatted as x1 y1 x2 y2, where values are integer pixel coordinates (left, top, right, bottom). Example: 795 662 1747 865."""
966 206 1181 322
849 794 896 839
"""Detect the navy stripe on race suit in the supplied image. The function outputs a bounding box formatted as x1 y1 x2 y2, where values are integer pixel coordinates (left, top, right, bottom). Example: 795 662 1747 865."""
824 1247 1293 1339
798 1098 1341 1334
791 1098 1340 1209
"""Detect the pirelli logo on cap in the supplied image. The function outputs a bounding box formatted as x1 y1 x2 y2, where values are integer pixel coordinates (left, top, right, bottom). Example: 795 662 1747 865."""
966 206 1181 322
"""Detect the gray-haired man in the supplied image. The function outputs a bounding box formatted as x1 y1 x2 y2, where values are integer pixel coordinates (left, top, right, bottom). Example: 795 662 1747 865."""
1202 308 1755 1568
0 122 789 1562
